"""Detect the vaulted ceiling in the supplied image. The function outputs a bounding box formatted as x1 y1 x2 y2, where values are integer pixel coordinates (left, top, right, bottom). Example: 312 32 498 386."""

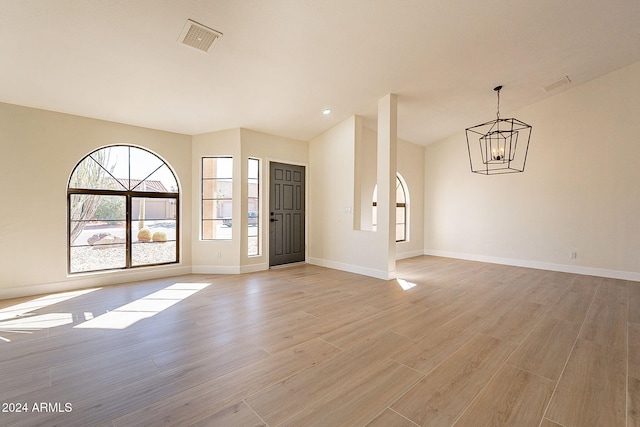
1 0 639 146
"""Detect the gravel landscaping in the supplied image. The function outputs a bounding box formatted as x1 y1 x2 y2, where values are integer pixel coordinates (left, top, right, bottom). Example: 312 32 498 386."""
70 241 177 273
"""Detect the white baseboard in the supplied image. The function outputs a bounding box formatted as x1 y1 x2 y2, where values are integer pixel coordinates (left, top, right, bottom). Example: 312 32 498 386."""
12 250 634 301
1 262 272 299
423 249 640 282
0 265 192 300
191 265 241 275
191 263 269 275
241 262 269 274
396 249 424 260
308 257 396 280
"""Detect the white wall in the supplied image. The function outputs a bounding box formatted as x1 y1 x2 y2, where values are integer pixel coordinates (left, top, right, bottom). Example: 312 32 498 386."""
424 61 640 280
0 103 193 299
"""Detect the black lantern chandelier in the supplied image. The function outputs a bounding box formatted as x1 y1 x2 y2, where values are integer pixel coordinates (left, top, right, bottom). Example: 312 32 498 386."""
465 86 531 175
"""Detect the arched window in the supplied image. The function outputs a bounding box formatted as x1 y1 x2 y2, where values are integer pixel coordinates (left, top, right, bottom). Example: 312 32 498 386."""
395 174 408 242
372 173 408 242
68 145 179 273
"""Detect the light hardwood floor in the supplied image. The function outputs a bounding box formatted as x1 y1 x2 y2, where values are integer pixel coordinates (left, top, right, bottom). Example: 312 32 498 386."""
0 256 638 426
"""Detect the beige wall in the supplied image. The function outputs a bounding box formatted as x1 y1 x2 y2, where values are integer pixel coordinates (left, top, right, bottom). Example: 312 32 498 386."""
6 60 635 299
191 128 242 273
191 128 308 274
424 61 640 280
0 108 309 297
309 116 383 277
240 128 308 270
397 138 425 259
308 112 424 279
355 126 377 231
357 127 425 259
0 103 193 298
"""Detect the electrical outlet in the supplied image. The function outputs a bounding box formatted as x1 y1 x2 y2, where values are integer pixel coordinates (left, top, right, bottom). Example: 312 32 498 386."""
216 251 222 258
569 251 577 260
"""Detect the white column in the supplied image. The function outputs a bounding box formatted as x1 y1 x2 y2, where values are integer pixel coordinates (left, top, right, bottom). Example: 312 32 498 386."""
377 94 397 279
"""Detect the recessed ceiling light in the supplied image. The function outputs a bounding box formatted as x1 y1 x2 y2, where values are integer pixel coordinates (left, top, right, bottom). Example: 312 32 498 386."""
322 108 332 115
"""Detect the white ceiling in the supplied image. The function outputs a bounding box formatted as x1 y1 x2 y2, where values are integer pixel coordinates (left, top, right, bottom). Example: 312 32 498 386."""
1 0 639 146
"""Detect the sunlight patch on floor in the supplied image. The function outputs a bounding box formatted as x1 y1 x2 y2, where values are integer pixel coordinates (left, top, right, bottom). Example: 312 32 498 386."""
0 288 101 338
397 278 417 291
74 282 211 329
0 312 74 331
0 288 100 322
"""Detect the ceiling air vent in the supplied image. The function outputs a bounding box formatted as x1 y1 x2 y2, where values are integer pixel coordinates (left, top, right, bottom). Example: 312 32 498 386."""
178 19 222 53
542 76 571 93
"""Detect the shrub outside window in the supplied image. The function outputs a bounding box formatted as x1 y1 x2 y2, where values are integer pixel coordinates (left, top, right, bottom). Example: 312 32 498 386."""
68 145 179 274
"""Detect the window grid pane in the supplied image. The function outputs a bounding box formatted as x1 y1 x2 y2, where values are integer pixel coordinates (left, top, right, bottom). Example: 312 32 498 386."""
396 206 406 242
70 245 126 273
202 157 233 240
132 196 178 267
248 158 260 256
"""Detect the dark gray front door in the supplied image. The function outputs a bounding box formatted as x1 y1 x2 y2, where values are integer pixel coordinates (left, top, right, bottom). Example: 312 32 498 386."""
269 162 305 267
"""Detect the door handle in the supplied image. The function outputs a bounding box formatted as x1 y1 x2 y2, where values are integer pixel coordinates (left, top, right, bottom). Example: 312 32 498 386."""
270 218 278 222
